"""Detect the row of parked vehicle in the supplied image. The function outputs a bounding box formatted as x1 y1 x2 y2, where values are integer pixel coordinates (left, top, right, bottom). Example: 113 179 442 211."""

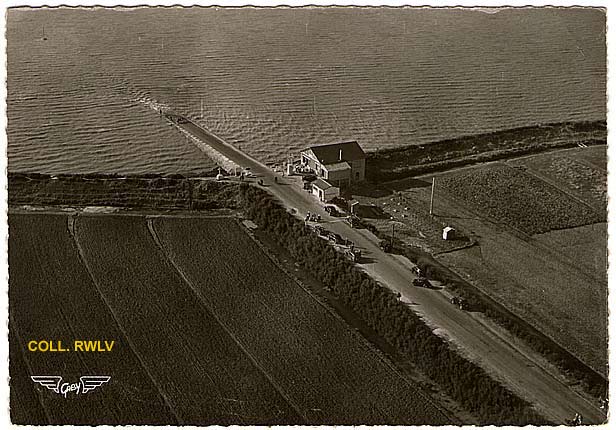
308 224 361 261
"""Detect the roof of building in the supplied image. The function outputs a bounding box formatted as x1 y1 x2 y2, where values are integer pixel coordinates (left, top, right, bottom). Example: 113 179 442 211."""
323 161 352 172
303 141 365 164
312 178 334 190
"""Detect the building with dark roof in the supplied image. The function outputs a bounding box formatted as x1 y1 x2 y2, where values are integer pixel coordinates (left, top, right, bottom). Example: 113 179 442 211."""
300 141 366 188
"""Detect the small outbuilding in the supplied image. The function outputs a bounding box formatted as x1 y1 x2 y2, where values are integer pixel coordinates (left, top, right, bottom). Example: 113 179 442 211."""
442 226 456 240
312 178 340 202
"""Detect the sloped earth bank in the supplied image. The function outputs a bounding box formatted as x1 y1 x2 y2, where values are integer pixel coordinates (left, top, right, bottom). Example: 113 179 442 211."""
9 212 447 425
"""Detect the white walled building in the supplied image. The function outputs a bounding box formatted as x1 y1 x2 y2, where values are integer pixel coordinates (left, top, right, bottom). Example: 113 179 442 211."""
300 141 366 188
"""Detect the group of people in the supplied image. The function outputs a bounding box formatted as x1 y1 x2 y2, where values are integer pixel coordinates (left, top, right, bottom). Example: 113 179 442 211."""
238 172 278 186
305 211 321 222
571 413 583 426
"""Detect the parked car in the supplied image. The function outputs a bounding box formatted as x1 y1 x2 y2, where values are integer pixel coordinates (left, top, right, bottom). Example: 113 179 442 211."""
325 205 340 216
345 215 361 228
412 278 432 288
314 226 327 236
328 232 345 245
344 248 362 263
379 240 392 253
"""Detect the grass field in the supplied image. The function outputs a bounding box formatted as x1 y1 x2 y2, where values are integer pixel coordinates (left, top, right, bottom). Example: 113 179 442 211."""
508 146 607 215
425 150 607 375
437 163 603 235
9 213 448 425
534 222 607 279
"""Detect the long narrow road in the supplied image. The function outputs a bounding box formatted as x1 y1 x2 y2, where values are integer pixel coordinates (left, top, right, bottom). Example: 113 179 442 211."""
175 116 606 425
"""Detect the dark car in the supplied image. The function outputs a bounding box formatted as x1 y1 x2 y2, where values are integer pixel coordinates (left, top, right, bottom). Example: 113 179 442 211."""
314 226 327 236
328 232 345 244
324 205 340 216
412 278 432 288
345 215 361 228
379 240 392 253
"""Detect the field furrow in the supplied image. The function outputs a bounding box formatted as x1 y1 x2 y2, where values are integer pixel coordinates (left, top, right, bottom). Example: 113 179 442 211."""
153 216 448 425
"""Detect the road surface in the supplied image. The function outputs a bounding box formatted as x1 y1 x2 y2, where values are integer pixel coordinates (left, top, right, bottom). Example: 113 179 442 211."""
175 115 607 425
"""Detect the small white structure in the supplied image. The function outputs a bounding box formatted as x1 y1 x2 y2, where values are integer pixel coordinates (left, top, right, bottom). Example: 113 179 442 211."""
442 226 456 240
312 178 340 202
286 162 295 176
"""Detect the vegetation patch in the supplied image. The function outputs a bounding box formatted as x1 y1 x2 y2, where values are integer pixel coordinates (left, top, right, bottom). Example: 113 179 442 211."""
366 120 606 182
8 172 238 210
240 183 549 426
437 164 603 234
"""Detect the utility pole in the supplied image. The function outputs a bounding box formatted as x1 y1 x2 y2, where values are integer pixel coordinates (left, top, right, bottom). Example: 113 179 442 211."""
391 223 395 249
430 177 435 215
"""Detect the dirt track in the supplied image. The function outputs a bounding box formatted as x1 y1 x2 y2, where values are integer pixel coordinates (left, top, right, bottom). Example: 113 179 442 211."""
176 117 607 425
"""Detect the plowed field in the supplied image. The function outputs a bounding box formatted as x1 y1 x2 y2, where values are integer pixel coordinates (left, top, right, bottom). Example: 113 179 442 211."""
9 213 447 425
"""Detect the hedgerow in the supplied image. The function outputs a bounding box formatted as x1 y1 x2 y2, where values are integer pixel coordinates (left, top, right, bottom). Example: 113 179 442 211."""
240 183 549 426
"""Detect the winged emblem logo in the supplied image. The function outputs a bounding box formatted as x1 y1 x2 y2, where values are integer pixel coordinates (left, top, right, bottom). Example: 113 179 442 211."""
31 375 111 398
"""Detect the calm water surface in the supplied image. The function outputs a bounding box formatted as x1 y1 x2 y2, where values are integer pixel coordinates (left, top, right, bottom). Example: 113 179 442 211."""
7 7 606 174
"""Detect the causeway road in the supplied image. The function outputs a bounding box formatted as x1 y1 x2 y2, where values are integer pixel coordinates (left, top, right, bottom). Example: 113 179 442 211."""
174 115 607 425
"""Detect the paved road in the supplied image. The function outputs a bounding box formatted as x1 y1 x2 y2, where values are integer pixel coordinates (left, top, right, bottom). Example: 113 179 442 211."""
176 117 607 425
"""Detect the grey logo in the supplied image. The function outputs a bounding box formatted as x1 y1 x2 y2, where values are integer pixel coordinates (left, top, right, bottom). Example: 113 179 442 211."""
31 375 111 398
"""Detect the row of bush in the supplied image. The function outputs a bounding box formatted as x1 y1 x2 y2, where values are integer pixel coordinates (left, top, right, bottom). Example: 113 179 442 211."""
8 173 239 211
239 183 549 426
366 225 607 400
366 120 606 183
